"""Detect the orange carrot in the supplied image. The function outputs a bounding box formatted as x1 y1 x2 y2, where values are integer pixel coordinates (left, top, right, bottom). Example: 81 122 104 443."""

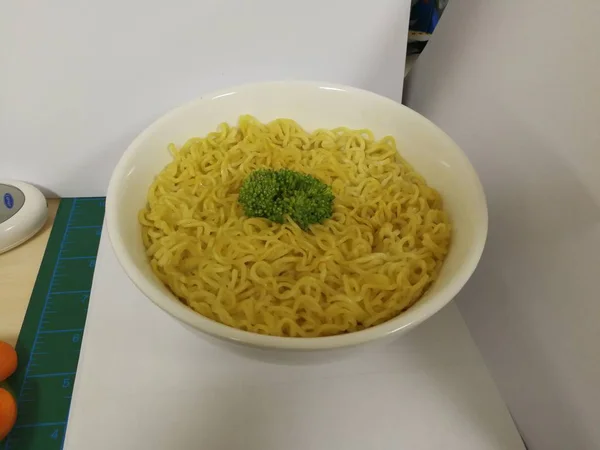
0 342 17 382
0 387 17 441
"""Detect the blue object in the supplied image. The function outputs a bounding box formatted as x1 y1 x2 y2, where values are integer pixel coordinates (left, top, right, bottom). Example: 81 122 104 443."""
410 0 448 34
3 192 14 209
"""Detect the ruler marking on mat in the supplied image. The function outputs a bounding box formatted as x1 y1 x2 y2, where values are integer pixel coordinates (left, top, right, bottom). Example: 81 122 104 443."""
58 256 96 261
38 329 84 335
2 197 105 450
16 200 77 403
27 372 77 379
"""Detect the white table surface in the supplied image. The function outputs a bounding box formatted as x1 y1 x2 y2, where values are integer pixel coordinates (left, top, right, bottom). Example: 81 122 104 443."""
63 233 525 450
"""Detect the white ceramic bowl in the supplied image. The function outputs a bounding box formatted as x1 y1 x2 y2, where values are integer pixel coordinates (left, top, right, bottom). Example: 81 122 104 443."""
106 81 487 356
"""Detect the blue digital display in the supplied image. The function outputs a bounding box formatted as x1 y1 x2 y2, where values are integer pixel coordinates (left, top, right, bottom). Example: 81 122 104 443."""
3 192 14 209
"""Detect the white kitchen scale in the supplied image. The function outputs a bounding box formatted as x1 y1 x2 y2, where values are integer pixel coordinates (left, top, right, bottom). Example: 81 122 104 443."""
0 181 48 254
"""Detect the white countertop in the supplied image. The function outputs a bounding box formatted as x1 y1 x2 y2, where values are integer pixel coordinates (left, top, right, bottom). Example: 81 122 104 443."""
63 233 525 450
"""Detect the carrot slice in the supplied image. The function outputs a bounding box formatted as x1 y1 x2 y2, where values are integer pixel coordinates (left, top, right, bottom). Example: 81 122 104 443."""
0 387 17 441
0 342 17 382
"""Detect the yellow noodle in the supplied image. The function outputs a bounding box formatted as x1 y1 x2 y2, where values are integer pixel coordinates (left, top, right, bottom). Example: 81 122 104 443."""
139 115 451 337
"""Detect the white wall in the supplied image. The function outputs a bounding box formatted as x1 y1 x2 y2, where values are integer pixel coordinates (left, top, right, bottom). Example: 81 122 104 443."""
0 0 410 197
406 1 600 449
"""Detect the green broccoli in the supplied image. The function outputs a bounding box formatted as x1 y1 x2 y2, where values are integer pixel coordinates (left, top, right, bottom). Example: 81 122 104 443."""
238 168 334 230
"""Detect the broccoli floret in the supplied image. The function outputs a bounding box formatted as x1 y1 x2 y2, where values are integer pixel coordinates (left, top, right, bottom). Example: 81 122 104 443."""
238 168 334 230
237 169 286 223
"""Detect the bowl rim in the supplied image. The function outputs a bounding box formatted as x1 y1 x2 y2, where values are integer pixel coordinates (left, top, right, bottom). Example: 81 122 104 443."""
106 80 488 351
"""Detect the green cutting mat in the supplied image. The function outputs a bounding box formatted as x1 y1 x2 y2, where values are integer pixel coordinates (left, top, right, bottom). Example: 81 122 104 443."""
2 198 105 450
